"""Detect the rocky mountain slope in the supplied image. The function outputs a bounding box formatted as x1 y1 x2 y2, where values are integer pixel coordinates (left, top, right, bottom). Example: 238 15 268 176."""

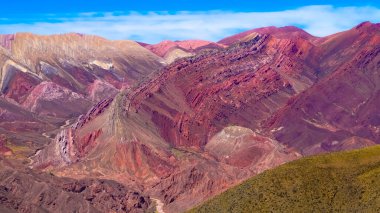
190 145 380 213
1 22 379 212
0 33 164 156
0 156 150 213
264 22 380 155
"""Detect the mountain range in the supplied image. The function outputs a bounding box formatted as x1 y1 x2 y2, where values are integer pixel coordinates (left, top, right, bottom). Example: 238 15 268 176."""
0 21 379 212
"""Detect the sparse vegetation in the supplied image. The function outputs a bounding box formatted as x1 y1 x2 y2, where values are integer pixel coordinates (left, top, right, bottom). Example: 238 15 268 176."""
6 143 31 159
190 145 380 213
171 148 185 159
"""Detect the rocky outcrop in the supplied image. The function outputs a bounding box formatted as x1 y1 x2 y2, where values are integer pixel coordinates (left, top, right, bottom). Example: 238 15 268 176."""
152 162 239 212
0 157 150 213
33 92 177 183
74 98 114 129
32 98 114 168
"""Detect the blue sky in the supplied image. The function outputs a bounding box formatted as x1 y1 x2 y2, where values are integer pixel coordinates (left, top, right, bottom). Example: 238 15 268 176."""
1 1 380 43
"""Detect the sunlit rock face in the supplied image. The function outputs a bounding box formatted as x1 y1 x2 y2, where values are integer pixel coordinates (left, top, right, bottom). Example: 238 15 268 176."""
0 33 164 107
0 32 164 148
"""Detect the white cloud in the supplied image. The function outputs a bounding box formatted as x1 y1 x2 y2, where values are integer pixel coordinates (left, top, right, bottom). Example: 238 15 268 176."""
1 5 380 43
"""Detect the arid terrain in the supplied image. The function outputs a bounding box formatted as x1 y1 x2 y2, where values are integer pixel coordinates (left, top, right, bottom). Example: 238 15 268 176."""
0 22 379 212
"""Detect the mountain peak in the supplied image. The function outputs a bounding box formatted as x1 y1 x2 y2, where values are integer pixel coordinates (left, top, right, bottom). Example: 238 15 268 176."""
355 21 374 29
218 25 315 45
354 21 380 31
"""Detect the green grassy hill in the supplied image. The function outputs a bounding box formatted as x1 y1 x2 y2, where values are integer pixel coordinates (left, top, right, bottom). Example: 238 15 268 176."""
189 145 380 213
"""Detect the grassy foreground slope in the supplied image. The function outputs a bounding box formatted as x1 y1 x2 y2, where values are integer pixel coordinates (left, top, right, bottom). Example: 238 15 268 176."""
190 145 380 213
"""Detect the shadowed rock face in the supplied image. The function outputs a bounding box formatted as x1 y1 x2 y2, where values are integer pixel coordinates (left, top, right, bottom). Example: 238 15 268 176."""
3 22 380 212
0 157 150 213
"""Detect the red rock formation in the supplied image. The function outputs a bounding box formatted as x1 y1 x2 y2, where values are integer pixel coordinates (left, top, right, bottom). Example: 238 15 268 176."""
33 93 176 182
5 22 380 212
0 63 41 103
264 22 380 155
0 32 164 154
34 29 317 212
130 33 319 150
